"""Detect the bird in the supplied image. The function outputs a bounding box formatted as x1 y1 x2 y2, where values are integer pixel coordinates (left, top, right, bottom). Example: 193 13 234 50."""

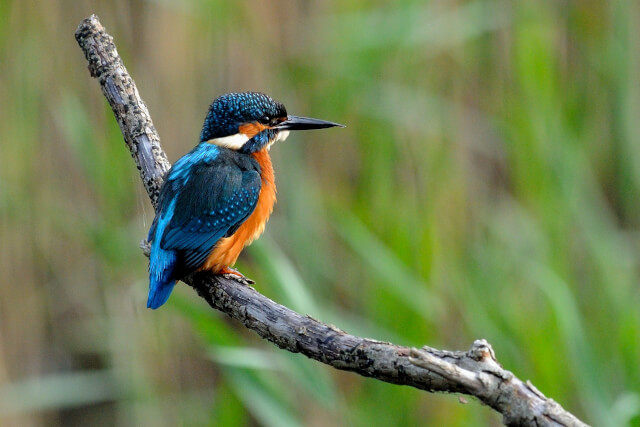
146 92 344 309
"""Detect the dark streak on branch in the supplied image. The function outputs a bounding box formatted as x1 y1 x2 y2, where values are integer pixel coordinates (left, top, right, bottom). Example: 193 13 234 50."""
75 15 589 427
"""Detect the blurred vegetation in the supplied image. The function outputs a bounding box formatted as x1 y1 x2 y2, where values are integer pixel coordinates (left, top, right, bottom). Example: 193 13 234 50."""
1 0 639 426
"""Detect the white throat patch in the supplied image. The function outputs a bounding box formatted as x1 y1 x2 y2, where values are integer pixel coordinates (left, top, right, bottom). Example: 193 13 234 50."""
207 133 250 150
207 130 289 151
266 131 290 151
276 131 290 142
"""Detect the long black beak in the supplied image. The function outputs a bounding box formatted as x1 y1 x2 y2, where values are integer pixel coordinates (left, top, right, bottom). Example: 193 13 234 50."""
276 115 345 131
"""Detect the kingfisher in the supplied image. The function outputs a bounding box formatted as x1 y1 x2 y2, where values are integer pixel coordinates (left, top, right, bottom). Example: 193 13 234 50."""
146 92 343 309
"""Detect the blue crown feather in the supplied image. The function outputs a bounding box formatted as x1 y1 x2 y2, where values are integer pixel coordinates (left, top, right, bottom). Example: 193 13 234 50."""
200 92 287 142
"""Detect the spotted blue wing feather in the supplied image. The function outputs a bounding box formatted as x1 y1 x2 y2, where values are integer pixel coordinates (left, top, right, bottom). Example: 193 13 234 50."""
161 164 260 270
147 144 261 309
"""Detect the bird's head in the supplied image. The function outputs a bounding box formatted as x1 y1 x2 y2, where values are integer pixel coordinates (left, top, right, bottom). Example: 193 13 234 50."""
200 92 344 153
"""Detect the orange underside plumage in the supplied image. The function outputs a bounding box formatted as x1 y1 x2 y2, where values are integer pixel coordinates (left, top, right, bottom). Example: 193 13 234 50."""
199 148 276 273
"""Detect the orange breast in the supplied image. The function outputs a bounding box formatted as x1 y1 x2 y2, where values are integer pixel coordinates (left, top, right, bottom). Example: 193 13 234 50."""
200 148 276 273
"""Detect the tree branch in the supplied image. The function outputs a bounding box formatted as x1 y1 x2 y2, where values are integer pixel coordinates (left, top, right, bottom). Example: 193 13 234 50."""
75 15 589 427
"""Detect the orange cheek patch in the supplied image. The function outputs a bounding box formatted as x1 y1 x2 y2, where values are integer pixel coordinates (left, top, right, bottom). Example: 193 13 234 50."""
239 122 268 139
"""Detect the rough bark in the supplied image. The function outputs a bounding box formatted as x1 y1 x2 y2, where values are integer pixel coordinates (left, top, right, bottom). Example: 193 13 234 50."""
75 17 170 207
75 14 589 427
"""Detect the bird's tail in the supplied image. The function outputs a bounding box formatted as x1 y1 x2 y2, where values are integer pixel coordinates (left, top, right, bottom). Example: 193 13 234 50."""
147 243 178 309
147 276 177 309
147 199 179 309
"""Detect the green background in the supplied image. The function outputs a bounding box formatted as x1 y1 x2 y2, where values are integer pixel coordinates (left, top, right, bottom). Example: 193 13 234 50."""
1 1 639 426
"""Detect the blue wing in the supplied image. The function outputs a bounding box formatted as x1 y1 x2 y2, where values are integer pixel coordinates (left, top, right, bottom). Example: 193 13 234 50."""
147 144 261 308
161 158 261 271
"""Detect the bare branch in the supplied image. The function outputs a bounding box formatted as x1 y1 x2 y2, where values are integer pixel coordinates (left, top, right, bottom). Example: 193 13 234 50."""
75 15 589 427
74 16 170 208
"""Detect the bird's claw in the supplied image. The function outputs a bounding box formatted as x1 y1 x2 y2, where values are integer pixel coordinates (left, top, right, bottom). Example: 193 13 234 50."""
219 267 255 285
221 273 255 285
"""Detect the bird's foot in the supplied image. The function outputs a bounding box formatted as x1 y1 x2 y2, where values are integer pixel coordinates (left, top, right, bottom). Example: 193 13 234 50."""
219 266 255 285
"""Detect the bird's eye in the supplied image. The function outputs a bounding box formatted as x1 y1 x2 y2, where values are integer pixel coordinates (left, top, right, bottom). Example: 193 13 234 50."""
258 116 270 125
